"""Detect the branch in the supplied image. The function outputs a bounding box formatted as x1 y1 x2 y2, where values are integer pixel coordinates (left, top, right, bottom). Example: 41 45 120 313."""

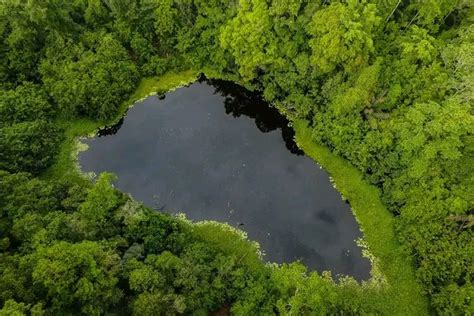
386 0 402 23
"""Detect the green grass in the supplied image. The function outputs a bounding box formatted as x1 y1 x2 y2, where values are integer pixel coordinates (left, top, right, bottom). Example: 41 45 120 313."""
119 69 199 114
41 70 199 183
192 220 266 273
293 120 428 315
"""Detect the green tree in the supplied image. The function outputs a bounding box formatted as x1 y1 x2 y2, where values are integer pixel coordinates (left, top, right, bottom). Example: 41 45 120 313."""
220 0 275 81
31 241 122 315
307 0 380 75
0 121 62 174
78 173 121 239
40 34 139 119
0 83 53 126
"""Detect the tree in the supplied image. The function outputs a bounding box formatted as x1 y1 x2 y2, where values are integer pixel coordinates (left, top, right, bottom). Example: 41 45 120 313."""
307 0 380 75
0 300 29 316
0 1 45 85
31 241 122 315
220 0 275 81
0 121 62 174
0 0 472 314
0 83 53 126
40 34 139 119
78 173 121 239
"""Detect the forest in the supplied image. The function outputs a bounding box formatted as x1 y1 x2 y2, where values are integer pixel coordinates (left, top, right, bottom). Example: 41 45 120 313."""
0 0 473 315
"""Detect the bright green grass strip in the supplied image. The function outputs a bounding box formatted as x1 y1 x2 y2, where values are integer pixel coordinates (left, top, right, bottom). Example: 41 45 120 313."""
41 70 199 183
40 118 98 184
192 221 266 274
293 119 428 315
119 69 199 114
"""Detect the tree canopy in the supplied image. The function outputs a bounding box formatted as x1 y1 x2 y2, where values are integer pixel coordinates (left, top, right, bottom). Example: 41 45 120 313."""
0 0 472 314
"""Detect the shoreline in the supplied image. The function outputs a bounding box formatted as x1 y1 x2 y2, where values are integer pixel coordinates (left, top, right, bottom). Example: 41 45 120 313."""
41 69 428 315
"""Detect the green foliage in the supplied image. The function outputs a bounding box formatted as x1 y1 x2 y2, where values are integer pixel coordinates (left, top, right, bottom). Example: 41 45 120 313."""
0 1 44 85
0 170 277 315
220 0 274 81
0 121 62 174
0 172 59 220
40 34 139 120
78 173 122 239
0 300 41 316
307 0 380 75
0 0 473 314
154 0 179 42
31 241 122 315
0 83 53 126
329 62 381 115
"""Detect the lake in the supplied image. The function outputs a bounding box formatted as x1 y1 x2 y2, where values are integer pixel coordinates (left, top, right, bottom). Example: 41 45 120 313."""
78 77 371 280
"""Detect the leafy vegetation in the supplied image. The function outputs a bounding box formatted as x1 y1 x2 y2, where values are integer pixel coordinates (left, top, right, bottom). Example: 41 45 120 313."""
0 0 472 315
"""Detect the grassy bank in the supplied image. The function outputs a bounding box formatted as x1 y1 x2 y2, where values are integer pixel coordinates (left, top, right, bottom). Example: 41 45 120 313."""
293 120 428 315
41 70 199 183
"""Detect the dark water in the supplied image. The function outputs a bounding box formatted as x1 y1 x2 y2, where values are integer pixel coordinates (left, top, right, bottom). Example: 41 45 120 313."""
79 78 371 280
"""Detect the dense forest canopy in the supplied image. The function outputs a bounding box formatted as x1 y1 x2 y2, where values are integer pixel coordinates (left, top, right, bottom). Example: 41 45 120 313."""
0 0 473 315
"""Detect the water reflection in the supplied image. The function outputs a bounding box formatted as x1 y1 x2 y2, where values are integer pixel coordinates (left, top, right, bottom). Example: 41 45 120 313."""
204 77 304 155
97 117 124 137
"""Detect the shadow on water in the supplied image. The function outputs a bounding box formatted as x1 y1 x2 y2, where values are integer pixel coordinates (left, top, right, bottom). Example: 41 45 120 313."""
202 76 304 155
97 117 124 137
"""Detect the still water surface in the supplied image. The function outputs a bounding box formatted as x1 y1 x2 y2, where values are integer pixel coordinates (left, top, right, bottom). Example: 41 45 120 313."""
79 78 371 280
